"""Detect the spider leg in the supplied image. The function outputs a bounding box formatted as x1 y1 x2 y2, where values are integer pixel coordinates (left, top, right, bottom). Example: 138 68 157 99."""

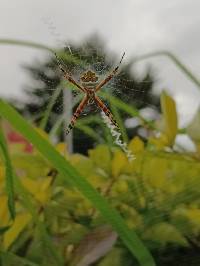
95 95 119 129
66 95 89 135
95 52 125 92
55 53 86 93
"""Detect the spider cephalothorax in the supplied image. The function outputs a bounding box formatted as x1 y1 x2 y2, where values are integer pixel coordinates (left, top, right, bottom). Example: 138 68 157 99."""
80 70 99 90
81 70 98 83
55 52 125 134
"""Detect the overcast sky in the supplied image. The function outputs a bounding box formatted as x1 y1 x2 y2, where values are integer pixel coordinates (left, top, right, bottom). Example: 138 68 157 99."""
0 0 200 127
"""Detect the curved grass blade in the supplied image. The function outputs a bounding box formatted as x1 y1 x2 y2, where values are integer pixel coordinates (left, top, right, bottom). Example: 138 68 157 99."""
77 115 103 125
133 50 200 90
50 113 107 144
0 38 83 67
110 104 128 143
0 99 156 266
0 126 15 220
75 121 100 142
48 93 83 138
0 38 54 53
40 85 63 130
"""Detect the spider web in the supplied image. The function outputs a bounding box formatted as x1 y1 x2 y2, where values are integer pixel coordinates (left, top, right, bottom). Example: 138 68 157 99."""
21 38 159 153
36 18 159 146
50 42 158 146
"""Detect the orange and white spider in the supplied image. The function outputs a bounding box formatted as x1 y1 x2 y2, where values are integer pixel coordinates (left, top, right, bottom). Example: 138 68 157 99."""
55 52 125 135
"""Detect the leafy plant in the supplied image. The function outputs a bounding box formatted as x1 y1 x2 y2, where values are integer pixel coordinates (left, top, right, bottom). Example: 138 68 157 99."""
0 91 200 265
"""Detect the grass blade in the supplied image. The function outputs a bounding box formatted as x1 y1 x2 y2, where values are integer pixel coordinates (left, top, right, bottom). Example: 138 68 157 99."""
0 38 54 53
133 50 200 90
40 86 63 130
0 126 15 220
110 104 128 143
75 121 101 141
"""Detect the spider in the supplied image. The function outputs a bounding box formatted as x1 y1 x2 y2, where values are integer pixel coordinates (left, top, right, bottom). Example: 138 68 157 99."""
55 52 125 135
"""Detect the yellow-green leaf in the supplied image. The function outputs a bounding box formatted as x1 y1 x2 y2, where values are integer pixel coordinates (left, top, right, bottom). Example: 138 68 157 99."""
3 212 32 249
0 195 10 227
89 145 111 174
143 157 167 188
0 165 5 190
160 91 178 146
128 136 144 154
70 154 94 177
144 222 187 246
21 176 52 204
111 149 127 178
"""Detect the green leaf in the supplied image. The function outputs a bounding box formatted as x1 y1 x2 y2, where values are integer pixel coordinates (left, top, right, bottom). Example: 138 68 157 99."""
0 99 156 266
0 126 16 220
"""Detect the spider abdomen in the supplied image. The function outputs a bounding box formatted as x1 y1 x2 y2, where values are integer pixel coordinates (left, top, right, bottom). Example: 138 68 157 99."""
86 88 95 104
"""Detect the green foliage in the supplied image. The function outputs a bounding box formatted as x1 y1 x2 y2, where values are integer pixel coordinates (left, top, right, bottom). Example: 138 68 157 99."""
0 91 200 264
0 99 155 266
